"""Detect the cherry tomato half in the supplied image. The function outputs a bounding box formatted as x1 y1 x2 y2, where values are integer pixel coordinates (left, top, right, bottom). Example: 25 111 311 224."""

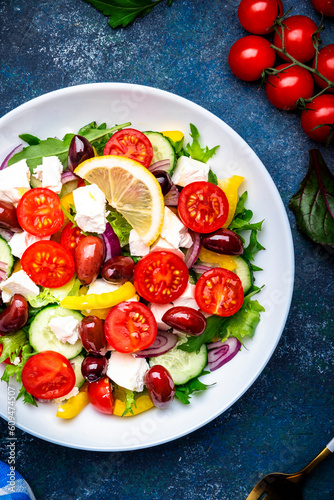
60 222 85 257
133 251 189 304
21 240 75 288
178 181 229 234
301 94 334 143
88 376 114 414
312 44 334 93
228 35 276 82
21 351 75 400
16 187 64 237
311 0 334 17
265 63 315 110
238 0 284 35
105 301 157 353
103 128 153 168
195 268 244 317
273 15 319 63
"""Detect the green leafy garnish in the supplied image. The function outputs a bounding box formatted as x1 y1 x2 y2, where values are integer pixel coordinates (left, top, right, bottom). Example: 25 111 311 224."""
27 277 80 308
84 0 172 29
19 134 40 146
107 208 132 247
208 169 218 185
175 370 212 405
122 389 136 416
289 149 334 248
183 124 219 164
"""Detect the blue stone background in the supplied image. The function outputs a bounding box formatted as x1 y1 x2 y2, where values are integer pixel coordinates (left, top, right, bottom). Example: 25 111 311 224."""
0 0 333 498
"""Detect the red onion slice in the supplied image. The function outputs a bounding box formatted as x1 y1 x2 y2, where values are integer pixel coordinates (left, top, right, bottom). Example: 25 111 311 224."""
61 170 78 184
192 264 215 275
134 331 178 358
184 231 201 268
207 337 241 371
0 269 7 281
0 144 23 171
0 228 14 242
164 184 179 206
148 159 171 173
102 223 121 262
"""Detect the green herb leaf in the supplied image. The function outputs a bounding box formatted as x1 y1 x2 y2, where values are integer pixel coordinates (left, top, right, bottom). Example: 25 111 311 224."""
178 315 228 353
19 134 41 146
122 389 136 416
208 169 218 185
185 124 219 163
243 229 265 262
107 208 132 247
175 370 212 404
84 0 163 29
289 149 334 247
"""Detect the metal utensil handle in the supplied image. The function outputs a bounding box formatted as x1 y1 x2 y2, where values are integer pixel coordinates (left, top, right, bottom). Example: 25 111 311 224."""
298 436 334 477
326 437 334 453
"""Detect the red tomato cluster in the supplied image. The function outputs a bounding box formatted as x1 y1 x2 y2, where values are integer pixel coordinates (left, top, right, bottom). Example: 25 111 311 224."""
229 0 334 143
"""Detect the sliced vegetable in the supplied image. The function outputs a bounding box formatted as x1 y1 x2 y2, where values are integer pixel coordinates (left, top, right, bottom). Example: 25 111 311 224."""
134 331 178 358
60 281 136 310
56 382 90 419
207 337 241 371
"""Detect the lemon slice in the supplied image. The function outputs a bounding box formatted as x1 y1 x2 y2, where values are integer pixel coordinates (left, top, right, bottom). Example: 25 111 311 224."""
74 155 164 245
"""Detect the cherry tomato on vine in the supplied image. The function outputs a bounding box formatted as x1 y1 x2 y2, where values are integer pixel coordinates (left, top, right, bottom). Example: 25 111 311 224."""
228 35 276 81
103 128 153 168
312 44 334 93
60 222 85 257
311 0 334 17
301 94 334 143
21 351 75 400
133 251 189 304
195 268 244 317
238 0 284 35
273 15 319 63
265 63 315 110
21 240 75 288
88 376 114 414
16 187 64 237
178 181 229 233
104 302 157 353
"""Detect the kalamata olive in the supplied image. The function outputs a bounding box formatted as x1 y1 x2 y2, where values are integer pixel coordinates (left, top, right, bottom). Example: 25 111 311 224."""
0 294 29 335
81 355 107 382
68 135 94 172
74 236 104 285
101 256 135 284
144 365 175 409
201 228 243 255
0 201 22 232
162 306 207 336
152 170 173 196
79 315 108 356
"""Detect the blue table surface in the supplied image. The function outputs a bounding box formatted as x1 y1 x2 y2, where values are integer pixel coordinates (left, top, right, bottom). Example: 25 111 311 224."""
0 0 333 499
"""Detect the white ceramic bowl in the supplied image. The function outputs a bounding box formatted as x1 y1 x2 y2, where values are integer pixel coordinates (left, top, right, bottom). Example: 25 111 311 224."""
0 83 294 451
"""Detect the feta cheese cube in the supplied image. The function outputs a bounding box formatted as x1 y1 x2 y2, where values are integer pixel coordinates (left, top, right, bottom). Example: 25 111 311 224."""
171 156 209 187
149 302 174 331
9 231 51 259
107 352 149 392
160 207 193 249
49 316 80 345
0 160 31 205
129 229 150 256
33 156 63 194
73 184 107 234
0 270 39 303
172 283 199 310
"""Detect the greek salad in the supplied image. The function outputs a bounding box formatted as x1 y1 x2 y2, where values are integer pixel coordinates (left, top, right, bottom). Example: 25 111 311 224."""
0 121 265 418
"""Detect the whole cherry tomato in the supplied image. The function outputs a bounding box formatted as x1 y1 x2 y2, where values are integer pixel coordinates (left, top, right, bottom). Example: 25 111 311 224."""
311 0 334 17
312 44 334 93
273 15 319 63
238 0 284 35
301 94 334 143
265 64 315 110
228 35 276 81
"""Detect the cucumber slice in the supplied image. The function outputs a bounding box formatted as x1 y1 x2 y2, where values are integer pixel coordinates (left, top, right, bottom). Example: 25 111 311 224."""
69 354 85 388
144 132 176 174
149 338 207 385
29 305 83 359
0 236 14 279
232 256 254 293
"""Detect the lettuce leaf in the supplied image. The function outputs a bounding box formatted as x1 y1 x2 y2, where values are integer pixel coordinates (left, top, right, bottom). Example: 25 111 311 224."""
183 124 219 164
107 208 132 247
175 370 212 405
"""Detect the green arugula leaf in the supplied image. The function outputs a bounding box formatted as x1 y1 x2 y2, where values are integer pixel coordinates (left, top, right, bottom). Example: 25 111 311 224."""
107 208 132 247
84 0 164 29
289 149 334 248
185 124 219 163
19 134 41 146
243 229 265 262
178 315 228 353
175 370 212 404
208 169 218 185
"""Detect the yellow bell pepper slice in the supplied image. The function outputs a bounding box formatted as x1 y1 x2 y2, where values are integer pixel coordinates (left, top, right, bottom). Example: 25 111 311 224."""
60 282 136 310
81 307 112 320
56 383 89 419
113 387 154 417
198 247 237 271
218 175 244 228
60 191 74 214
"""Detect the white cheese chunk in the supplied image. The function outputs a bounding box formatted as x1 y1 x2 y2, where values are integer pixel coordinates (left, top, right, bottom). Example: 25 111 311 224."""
172 283 199 310
53 386 79 405
160 207 193 249
171 156 209 187
149 302 174 331
49 316 80 345
129 229 150 256
107 352 149 392
0 160 31 205
8 231 51 259
0 269 39 303
33 156 63 194
73 184 107 234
